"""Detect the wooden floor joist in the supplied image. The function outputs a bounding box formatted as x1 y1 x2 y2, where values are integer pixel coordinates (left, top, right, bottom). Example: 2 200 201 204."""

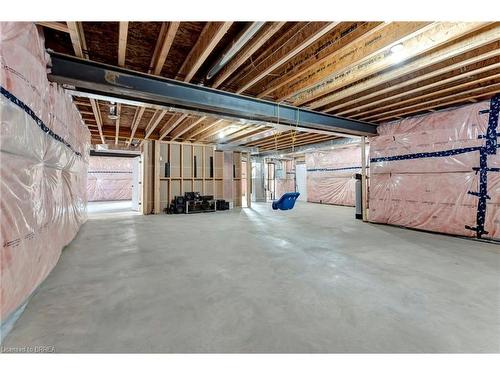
212 22 285 89
220 126 270 144
149 22 180 75
183 119 225 140
245 131 297 147
259 135 337 151
118 22 128 67
332 48 500 115
36 22 69 33
67 21 88 59
193 121 235 141
159 113 188 140
89 100 105 144
349 71 500 119
253 132 328 148
176 22 233 82
314 25 500 111
256 21 385 98
272 22 432 103
235 22 340 94
287 22 488 106
42 22 499 148
366 84 500 122
126 106 146 146
144 110 168 139
204 124 249 143
169 116 207 141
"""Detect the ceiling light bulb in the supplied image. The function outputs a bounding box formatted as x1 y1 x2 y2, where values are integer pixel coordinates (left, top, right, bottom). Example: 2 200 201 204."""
108 104 118 119
389 43 405 64
390 43 404 54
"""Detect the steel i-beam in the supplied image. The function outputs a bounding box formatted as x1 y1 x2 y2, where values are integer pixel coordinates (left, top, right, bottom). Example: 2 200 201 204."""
48 52 377 136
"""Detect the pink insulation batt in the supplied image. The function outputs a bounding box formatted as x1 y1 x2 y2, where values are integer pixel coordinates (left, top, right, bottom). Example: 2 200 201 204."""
306 145 368 207
0 22 90 327
87 156 133 201
369 100 499 240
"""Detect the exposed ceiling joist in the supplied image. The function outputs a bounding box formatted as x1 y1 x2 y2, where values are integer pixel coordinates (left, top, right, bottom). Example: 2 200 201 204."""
36 22 69 33
67 22 108 145
363 83 500 122
74 101 92 106
116 24 129 145
257 21 384 98
50 22 500 148
127 106 146 146
176 22 233 82
235 22 340 94
246 131 298 146
185 119 225 140
225 128 280 145
206 124 248 142
250 132 325 148
194 121 233 141
276 21 433 102
258 135 336 151
144 109 168 139
170 116 207 141
149 22 180 75
315 25 500 111
258 137 355 155
330 47 500 114
212 22 285 89
219 126 269 144
118 22 129 67
67 21 88 59
90 99 105 144
287 22 489 106
346 68 500 118
259 134 337 150
372 87 500 123
159 113 188 140
99 125 145 139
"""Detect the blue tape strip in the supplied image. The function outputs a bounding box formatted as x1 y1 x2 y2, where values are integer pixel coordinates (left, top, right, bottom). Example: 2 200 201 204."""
472 167 500 172
368 94 500 239
485 96 499 155
1 86 82 157
370 146 482 163
477 132 500 139
468 94 500 238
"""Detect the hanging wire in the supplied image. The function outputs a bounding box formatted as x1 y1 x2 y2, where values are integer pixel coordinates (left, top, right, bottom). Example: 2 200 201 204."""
274 101 281 151
291 108 300 152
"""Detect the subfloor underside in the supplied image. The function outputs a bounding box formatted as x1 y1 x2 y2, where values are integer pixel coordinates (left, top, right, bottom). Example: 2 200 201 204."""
3 202 500 353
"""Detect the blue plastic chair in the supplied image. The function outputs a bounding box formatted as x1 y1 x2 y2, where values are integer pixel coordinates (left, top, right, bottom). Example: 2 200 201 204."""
272 192 300 210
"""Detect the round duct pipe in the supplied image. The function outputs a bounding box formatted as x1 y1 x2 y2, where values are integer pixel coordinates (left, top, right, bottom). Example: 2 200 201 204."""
206 22 265 80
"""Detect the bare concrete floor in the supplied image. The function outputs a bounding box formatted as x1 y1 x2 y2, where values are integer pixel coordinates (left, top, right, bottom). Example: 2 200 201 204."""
87 200 138 218
3 202 500 352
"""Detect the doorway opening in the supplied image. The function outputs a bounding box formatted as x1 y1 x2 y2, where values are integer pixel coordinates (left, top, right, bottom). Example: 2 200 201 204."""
87 153 141 216
265 161 276 201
